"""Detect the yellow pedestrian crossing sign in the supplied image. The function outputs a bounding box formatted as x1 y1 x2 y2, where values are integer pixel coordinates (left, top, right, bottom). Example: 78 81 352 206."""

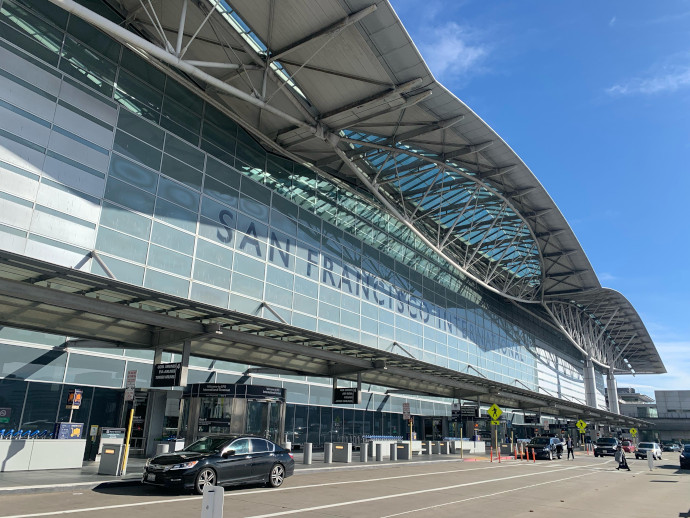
576 419 587 432
491 420 500 426
630 428 638 437
487 404 502 421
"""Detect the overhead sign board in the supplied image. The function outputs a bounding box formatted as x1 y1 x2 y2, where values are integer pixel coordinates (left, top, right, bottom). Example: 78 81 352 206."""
151 362 182 387
332 388 361 404
487 404 503 421
402 402 410 420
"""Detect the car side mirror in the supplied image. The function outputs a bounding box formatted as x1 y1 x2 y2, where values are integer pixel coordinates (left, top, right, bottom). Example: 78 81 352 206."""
222 449 235 458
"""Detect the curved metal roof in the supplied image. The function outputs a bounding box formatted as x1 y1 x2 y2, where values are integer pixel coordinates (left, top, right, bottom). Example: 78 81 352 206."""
49 0 664 373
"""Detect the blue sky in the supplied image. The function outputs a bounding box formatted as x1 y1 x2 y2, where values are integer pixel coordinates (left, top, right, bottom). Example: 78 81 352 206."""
391 0 690 398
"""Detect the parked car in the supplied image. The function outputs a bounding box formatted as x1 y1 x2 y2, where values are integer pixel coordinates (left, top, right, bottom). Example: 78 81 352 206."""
621 440 636 453
142 435 294 494
525 436 563 460
680 444 690 469
594 437 619 457
662 443 681 452
635 442 662 460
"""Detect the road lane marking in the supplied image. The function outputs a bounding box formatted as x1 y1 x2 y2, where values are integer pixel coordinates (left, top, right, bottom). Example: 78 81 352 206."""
0 461 601 518
244 462 604 518
380 472 592 517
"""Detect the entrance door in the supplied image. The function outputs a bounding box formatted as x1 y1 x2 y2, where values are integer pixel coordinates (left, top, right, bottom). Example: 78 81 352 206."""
246 400 283 443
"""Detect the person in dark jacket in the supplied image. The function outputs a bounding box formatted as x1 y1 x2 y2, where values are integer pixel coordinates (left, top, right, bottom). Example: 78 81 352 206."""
615 445 630 471
566 436 575 460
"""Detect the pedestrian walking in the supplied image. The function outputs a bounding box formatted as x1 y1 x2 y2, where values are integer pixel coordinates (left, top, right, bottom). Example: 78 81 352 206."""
614 445 630 471
566 436 575 460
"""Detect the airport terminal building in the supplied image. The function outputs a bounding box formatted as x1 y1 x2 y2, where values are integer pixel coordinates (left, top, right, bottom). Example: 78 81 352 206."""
0 0 664 454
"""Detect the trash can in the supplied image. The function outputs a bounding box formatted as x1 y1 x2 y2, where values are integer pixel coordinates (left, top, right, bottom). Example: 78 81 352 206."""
98 443 124 476
156 442 170 455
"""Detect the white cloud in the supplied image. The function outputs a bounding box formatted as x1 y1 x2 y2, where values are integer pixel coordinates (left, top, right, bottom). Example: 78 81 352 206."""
606 64 690 95
609 16 617 27
598 272 617 282
619 340 690 398
416 22 489 81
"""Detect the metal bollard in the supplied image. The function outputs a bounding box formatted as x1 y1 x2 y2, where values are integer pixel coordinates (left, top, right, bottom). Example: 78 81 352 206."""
390 442 397 461
324 442 332 464
201 485 224 518
425 440 432 455
303 442 312 465
360 443 368 463
376 443 383 462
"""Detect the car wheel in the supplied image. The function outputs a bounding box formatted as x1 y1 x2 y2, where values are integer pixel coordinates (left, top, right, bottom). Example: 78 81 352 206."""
268 463 285 488
194 468 217 495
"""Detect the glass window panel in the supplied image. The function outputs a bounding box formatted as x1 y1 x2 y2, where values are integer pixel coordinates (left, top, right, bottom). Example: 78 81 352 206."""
191 282 229 309
123 361 152 388
193 259 230 289
283 382 309 405
341 310 359 329
66 15 120 61
198 215 233 247
104 177 155 216
161 98 202 137
100 201 151 240
264 283 292 308
229 293 261 314
154 197 197 233
0 343 66 382
206 157 240 187
115 70 162 123
144 269 189 298
91 254 144 285
165 78 203 113
0 2 63 66
161 154 202 191
294 277 318 298
236 220 267 259
0 378 27 430
120 48 165 91
164 134 204 170
270 209 297 236
319 302 339 323
158 176 200 212
233 253 265 280
0 327 64 347
161 115 199 146
293 293 317 315
266 266 293 290
204 176 238 208
292 312 316 332
201 138 235 168
113 130 162 171
117 109 165 149
148 243 192 277
96 226 148 263
150 221 194 255
109 154 158 194
201 196 234 226
231 272 263 298
65 353 125 387
240 177 271 206
196 238 233 268
21 382 60 430
59 36 116 97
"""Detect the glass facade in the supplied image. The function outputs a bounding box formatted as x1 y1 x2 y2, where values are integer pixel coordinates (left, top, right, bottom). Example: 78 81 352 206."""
0 0 606 446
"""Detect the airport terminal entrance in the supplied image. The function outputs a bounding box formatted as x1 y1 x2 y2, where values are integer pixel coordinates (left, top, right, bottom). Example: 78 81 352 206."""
181 383 286 444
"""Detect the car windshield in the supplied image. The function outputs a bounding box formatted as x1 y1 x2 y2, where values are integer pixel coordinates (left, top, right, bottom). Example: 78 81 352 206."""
638 442 654 448
596 438 617 445
622 441 631 446
684 445 690 453
530 437 550 445
184 436 232 453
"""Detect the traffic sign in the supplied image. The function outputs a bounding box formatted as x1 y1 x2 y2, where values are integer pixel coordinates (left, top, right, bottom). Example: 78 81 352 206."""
630 428 638 437
576 419 587 432
402 402 410 421
487 404 503 420
491 420 500 426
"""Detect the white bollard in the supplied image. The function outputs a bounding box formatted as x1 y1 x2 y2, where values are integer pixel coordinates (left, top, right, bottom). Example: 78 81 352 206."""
647 451 654 471
201 485 224 518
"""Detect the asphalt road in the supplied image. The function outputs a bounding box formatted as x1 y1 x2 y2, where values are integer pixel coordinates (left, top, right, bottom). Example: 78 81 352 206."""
0 456 688 518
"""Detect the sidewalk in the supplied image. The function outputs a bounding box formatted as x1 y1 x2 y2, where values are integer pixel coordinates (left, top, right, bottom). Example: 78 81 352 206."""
0 451 496 495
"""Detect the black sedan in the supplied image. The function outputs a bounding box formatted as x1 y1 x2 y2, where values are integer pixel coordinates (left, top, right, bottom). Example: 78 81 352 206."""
680 444 690 469
525 437 563 460
142 435 294 494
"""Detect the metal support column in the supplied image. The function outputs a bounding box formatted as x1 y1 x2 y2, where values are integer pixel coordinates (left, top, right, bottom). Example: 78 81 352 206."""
584 357 598 408
606 369 619 414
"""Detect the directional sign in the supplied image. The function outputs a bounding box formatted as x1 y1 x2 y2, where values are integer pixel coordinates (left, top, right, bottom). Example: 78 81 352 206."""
487 404 503 421
630 428 638 437
576 419 587 432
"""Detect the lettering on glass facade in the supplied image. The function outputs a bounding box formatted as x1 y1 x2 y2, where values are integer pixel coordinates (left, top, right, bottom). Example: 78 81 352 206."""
218 210 527 364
